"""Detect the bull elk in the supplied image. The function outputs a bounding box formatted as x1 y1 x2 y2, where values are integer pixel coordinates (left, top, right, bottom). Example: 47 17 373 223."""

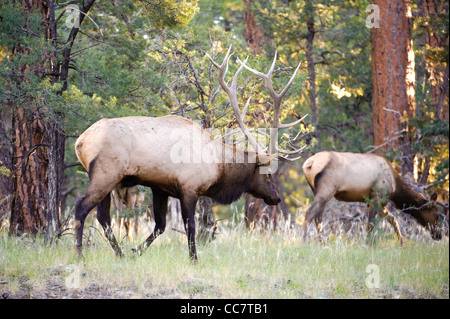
302 151 442 243
74 46 305 261
74 116 280 261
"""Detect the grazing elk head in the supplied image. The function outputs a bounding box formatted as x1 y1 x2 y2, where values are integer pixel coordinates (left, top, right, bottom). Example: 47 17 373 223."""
411 193 441 240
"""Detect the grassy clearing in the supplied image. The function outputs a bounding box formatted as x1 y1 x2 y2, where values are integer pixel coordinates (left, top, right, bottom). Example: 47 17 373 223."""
0 223 448 299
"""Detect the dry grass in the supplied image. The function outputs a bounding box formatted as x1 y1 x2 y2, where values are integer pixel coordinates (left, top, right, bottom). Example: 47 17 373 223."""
0 207 448 299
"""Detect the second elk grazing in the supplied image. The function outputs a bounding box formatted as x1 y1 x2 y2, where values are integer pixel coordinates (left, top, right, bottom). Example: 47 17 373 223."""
302 151 442 244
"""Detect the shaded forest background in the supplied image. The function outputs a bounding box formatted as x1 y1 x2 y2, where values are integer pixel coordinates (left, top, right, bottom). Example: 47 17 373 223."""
0 0 448 240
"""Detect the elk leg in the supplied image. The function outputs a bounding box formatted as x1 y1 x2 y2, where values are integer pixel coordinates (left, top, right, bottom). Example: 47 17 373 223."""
134 189 168 255
314 212 325 242
180 197 198 262
75 187 113 256
303 196 328 241
75 196 96 256
97 192 123 257
75 167 121 257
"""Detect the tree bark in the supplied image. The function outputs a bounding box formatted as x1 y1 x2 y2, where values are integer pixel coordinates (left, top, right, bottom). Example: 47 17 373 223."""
370 0 415 174
305 0 321 150
421 0 449 122
10 107 49 235
45 117 65 242
242 0 272 55
7 0 86 238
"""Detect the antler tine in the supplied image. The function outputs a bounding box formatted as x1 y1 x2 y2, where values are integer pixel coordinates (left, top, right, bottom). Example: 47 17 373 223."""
206 52 220 69
237 56 268 80
241 95 251 121
206 45 234 91
277 144 306 155
278 61 302 99
278 113 308 129
207 45 265 154
268 51 278 77
238 54 302 105
278 153 303 162
231 56 249 90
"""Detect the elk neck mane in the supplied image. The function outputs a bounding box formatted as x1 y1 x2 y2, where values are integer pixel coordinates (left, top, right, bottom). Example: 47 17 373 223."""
390 173 428 211
205 160 257 205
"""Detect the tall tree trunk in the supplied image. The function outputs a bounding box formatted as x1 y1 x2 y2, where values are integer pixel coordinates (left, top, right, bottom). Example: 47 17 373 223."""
8 0 80 238
370 0 415 175
305 0 321 150
421 0 449 122
45 117 65 242
10 107 49 235
0 108 13 222
242 0 272 55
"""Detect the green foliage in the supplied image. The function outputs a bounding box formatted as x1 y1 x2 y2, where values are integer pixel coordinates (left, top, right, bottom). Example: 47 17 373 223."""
250 0 373 152
1 0 448 217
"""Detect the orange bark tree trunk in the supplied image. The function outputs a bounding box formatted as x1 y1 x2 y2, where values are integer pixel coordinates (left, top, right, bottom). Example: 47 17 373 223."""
7 0 74 237
370 0 416 174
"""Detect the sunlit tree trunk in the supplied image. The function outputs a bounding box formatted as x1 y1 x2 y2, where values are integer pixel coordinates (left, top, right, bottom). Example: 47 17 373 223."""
370 0 415 175
421 0 449 122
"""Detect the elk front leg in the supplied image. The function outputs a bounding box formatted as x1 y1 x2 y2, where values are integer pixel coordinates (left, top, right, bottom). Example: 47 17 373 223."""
134 189 168 256
180 196 199 262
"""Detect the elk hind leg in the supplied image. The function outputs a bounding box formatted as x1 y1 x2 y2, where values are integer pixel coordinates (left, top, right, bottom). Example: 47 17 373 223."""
75 173 120 257
303 195 329 241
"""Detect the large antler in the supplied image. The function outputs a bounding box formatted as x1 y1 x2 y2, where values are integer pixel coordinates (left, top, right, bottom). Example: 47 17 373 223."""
207 45 306 161
237 52 307 161
206 45 265 153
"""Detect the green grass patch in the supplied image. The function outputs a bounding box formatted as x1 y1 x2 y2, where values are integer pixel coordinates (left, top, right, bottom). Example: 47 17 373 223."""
0 225 448 298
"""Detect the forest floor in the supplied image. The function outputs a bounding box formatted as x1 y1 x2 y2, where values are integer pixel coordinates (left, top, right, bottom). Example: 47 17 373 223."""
1 206 448 299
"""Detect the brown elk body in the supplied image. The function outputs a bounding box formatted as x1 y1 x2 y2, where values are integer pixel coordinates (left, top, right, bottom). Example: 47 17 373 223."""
302 151 441 243
74 115 280 261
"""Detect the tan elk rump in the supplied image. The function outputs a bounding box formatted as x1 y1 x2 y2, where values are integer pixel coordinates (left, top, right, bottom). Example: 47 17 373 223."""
302 151 441 243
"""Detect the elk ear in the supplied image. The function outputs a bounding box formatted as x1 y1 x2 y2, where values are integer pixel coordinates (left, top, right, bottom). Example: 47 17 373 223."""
256 153 276 167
